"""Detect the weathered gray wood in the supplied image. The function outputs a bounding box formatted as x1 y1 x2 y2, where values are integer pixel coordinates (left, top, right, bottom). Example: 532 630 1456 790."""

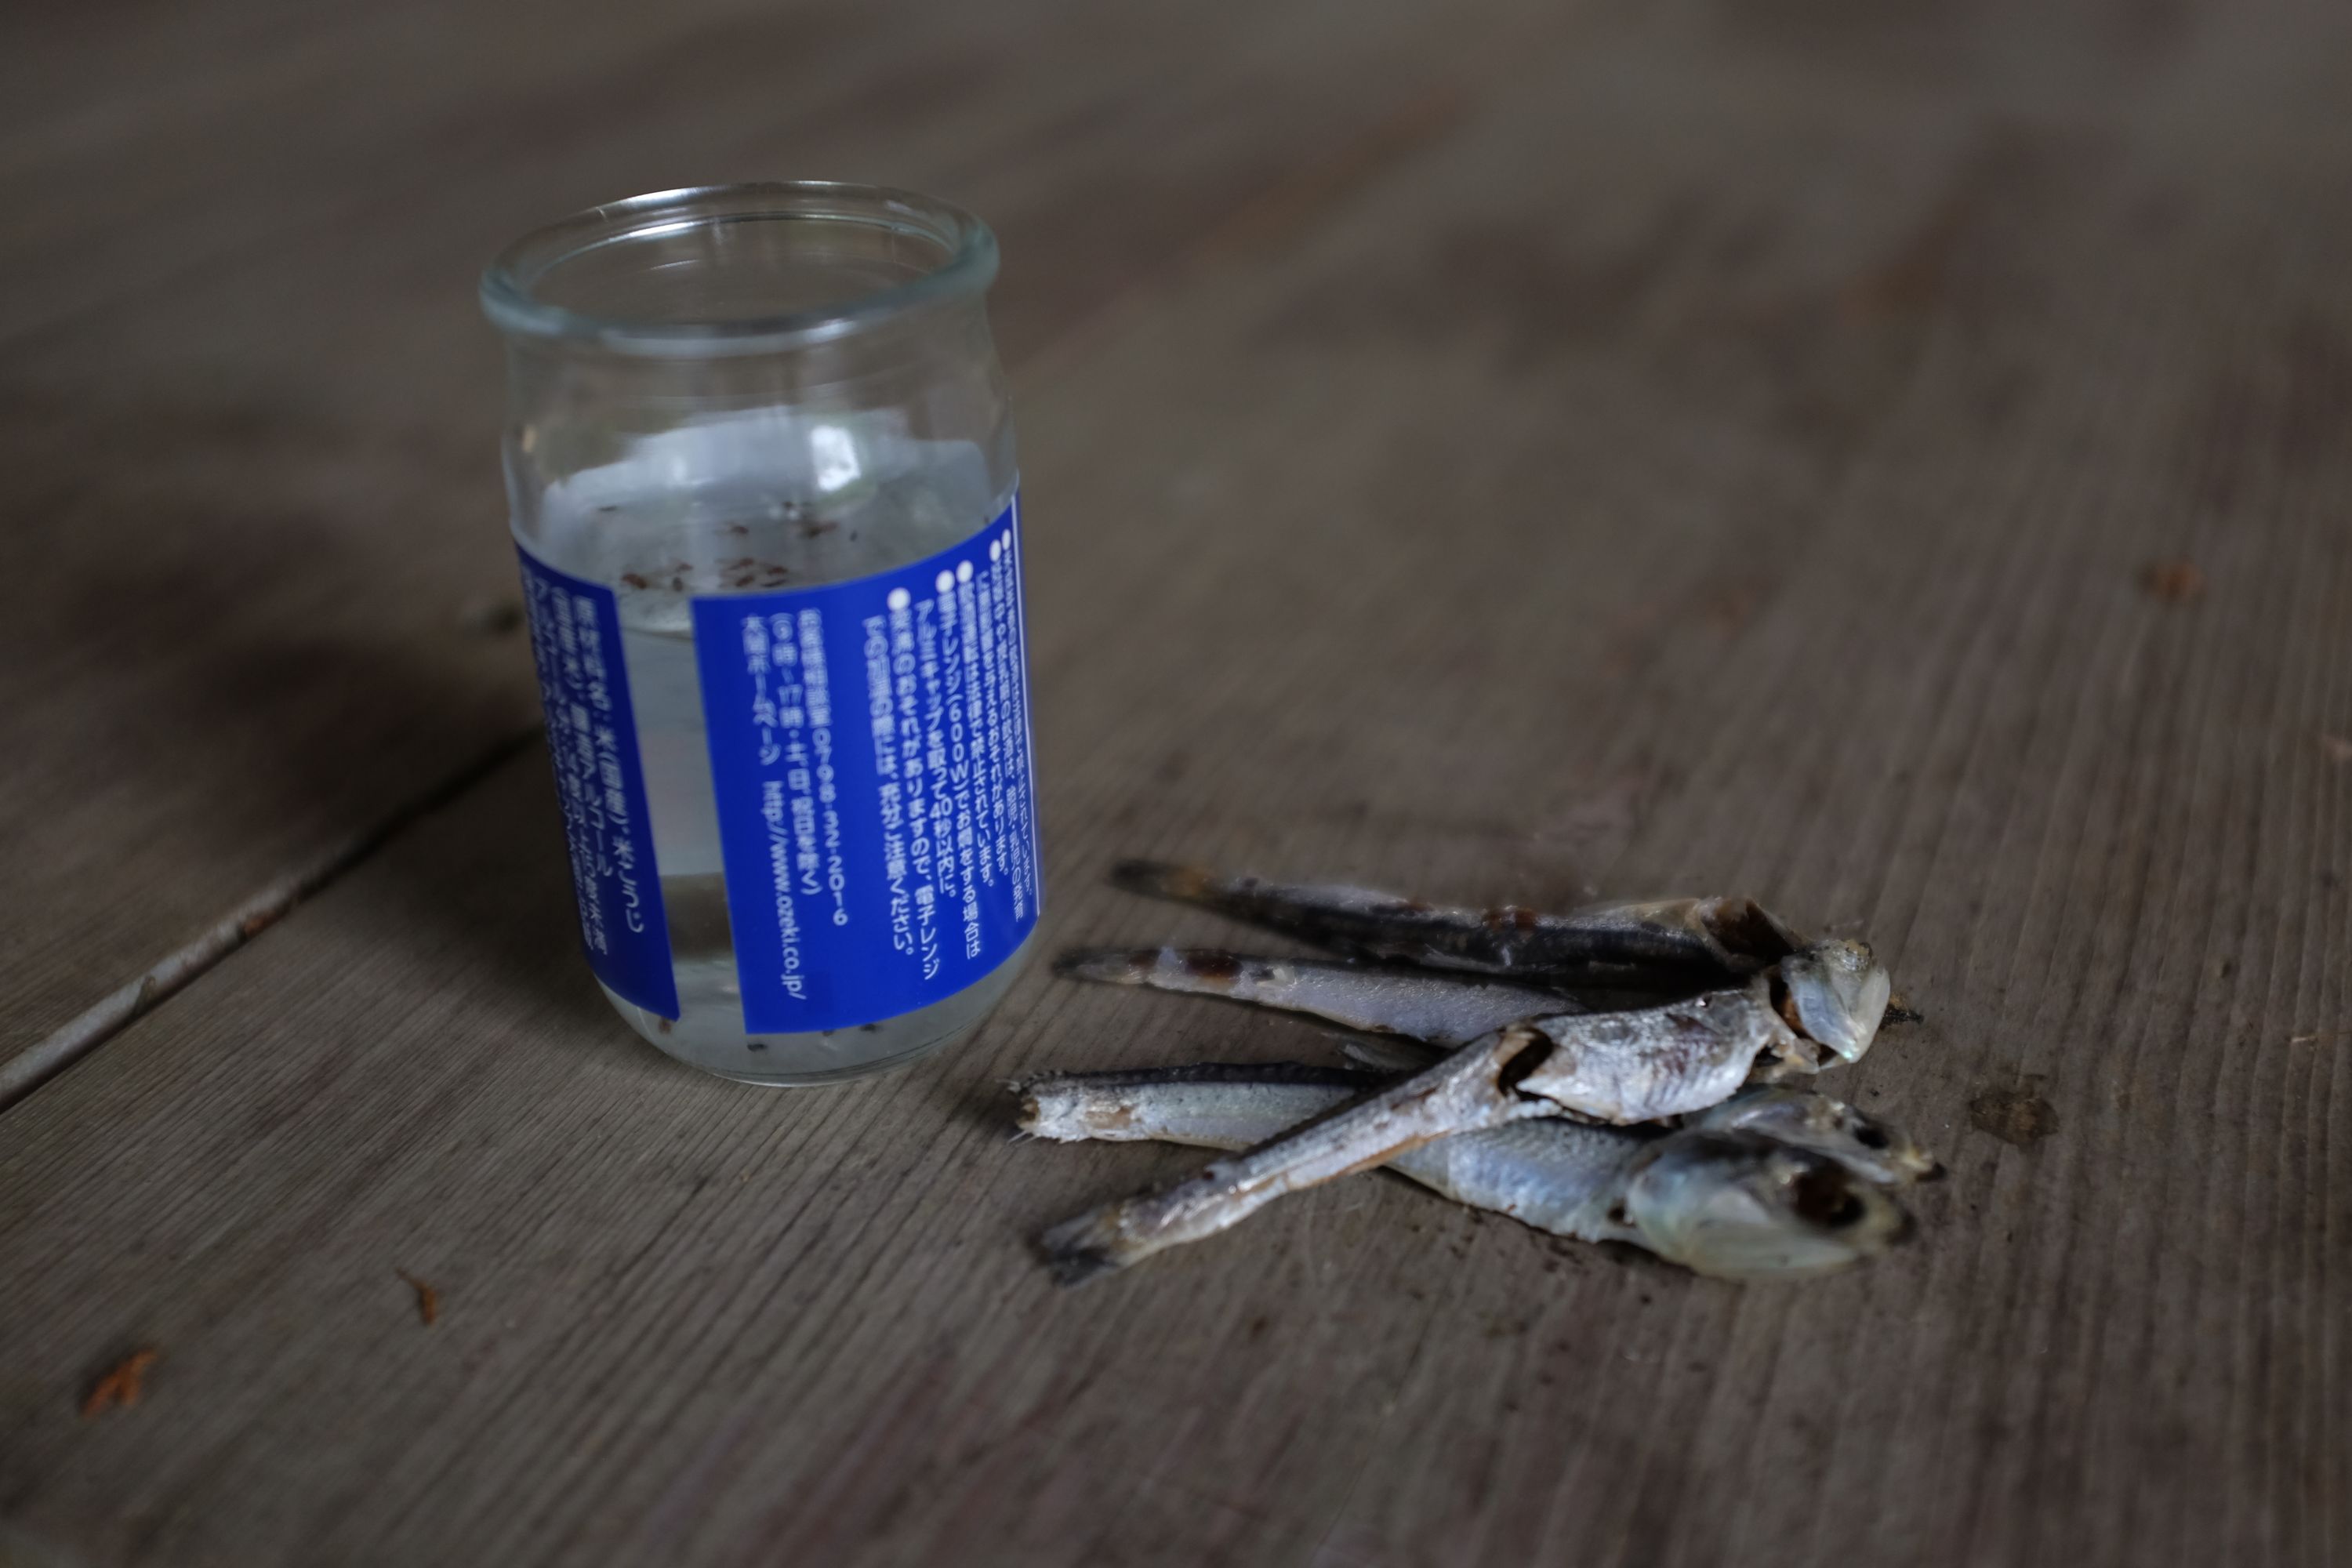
5 0 2350 1564
0 0 1508 1076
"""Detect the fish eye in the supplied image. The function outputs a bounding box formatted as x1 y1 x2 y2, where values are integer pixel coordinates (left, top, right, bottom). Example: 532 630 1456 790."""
1854 1125 1889 1149
1790 1167 1867 1228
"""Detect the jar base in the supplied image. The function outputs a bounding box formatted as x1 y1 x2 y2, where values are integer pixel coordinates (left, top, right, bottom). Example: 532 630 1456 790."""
596 926 1037 1086
686 1025 971 1087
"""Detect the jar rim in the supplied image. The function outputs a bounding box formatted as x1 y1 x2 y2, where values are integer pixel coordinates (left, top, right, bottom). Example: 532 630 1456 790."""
480 181 999 358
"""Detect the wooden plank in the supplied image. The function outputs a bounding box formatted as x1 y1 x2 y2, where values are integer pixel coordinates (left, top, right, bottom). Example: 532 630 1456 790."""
0 0 1519 1078
6 2 2350 1565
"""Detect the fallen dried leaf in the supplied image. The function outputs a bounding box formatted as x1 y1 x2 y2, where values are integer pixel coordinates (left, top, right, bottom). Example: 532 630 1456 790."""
398 1271 441 1327
2140 560 2205 604
1969 1087 2060 1147
81 1348 159 1417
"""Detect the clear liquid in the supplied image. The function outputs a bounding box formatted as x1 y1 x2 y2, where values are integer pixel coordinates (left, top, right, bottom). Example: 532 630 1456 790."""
529 416 1032 1083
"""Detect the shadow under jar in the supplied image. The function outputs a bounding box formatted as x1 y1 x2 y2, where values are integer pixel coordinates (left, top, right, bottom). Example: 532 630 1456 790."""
483 183 1041 1086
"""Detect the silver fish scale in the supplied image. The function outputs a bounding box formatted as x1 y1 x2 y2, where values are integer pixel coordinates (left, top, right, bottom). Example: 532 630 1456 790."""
1389 1120 1651 1241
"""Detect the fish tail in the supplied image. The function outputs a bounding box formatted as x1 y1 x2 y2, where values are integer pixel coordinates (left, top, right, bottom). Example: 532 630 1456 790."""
1109 860 1372 953
1036 1210 1137 1286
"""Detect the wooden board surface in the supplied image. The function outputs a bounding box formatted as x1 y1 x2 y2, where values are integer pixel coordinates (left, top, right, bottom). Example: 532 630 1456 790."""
0 0 1509 1078
5 1 2350 1565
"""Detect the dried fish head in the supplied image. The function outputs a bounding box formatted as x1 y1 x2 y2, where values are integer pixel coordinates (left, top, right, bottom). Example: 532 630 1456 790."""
1692 1086 1940 1186
1625 1131 1911 1279
1778 939 1891 1064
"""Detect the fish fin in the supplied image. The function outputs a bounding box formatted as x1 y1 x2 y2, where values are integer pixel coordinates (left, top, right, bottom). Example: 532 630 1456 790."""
1036 1211 1134 1286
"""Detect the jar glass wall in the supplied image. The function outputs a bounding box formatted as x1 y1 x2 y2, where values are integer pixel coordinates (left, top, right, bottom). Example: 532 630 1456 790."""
484 183 1040 1085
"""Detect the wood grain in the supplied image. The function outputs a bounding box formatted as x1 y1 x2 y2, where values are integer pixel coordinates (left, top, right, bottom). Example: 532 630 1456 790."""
4 0 2349 1564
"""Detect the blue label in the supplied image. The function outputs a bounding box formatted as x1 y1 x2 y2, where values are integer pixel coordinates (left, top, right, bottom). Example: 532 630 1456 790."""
693 497 1042 1033
516 549 680 1018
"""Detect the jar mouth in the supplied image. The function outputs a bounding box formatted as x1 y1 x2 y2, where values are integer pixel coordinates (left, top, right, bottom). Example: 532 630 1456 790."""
481 182 998 358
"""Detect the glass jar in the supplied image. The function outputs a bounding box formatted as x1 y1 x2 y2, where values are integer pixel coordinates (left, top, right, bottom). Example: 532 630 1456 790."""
482 183 1040 1086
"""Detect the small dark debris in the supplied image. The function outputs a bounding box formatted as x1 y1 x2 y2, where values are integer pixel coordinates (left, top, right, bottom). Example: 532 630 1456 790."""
1697 583 1760 639
397 1271 441 1327
456 597 524 637
2140 560 2205 604
1969 1087 2061 1146
82 1348 159 1417
747 1040 768 1051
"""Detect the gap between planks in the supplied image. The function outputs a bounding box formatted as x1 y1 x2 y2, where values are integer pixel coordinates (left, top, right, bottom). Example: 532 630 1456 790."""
0 725 543 1113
